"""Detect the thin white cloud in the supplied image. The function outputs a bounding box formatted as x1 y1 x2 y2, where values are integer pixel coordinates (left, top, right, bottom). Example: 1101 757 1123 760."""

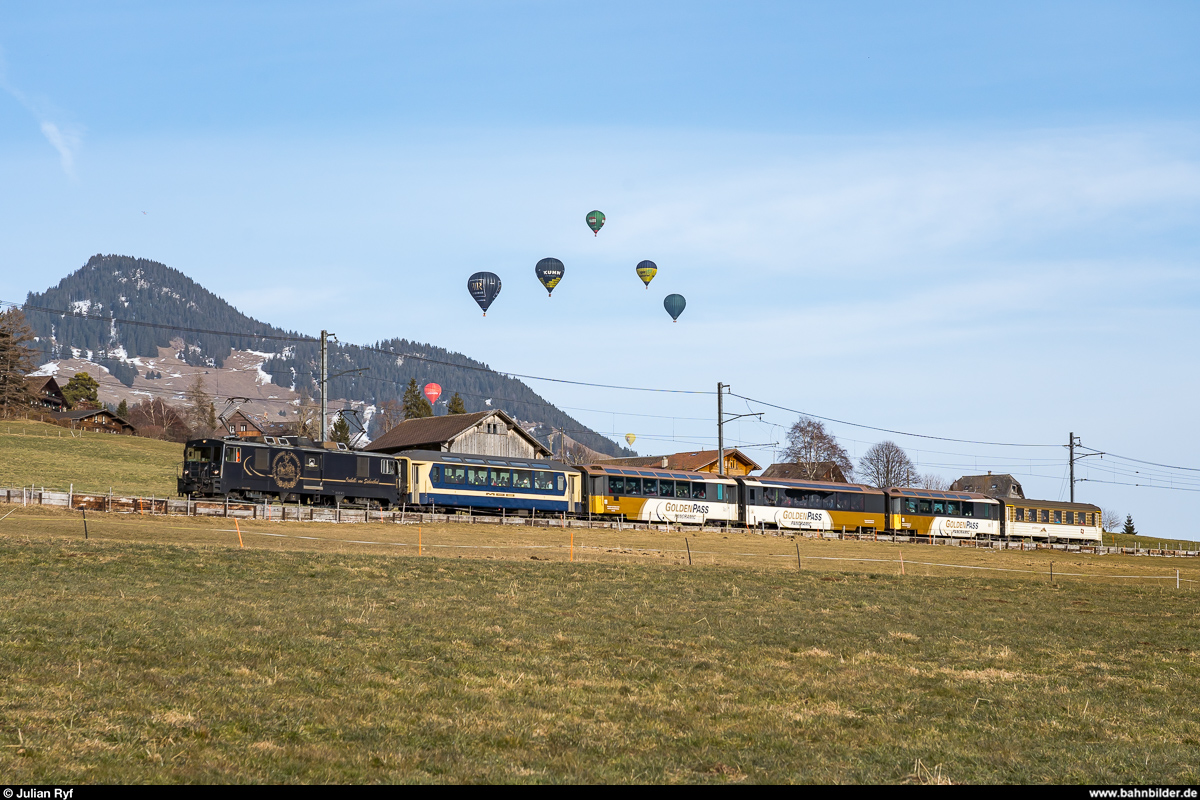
0 48 82 176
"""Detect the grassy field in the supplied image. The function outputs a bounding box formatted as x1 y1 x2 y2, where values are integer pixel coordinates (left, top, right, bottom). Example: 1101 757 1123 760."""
0 420 181 497
1 508 1198 783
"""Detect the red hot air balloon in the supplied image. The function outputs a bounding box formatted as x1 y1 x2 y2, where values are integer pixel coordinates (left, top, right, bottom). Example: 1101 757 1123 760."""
423 383 442 406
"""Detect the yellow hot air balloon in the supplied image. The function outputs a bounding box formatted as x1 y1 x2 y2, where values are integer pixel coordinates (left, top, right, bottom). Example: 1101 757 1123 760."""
625 433 636 446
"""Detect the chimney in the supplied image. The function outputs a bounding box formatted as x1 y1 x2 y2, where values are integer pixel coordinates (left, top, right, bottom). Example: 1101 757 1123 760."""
987 470 992 475
662 457 669 468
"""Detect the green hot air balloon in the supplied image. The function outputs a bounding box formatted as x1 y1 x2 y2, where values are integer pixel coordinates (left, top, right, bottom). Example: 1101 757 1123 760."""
535 257 565 297
635 260 657 289
586 210 605 236
663 293 686 322
468 271 502 316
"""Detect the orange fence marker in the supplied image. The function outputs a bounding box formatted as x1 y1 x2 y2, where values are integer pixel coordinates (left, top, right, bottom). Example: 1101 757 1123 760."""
235 519 244 548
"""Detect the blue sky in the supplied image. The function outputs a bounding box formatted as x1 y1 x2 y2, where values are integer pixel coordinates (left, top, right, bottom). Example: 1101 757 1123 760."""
2 2 1199 536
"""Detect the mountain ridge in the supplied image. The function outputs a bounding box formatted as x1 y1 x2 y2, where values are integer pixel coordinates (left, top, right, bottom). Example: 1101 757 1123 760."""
23 254 633 458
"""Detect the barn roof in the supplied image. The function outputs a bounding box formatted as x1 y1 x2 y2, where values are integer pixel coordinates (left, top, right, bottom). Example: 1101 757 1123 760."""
365 409 551 457
596 449 761 472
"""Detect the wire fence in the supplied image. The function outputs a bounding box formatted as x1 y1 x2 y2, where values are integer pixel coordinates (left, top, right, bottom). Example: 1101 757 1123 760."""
3 488 1197 589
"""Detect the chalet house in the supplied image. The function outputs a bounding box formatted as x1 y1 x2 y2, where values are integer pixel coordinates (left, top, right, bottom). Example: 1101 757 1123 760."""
48 409 136 435
366 410 552 459
25 376 67 411
950 473 1025 499
761 461 849 483
226 409 296 438
597 448 761 476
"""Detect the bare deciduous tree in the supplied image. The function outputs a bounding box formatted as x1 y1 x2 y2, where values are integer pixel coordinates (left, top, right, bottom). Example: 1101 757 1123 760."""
1101 508 1122 533
858 441 920 488
780 416 854 481
919 473 949 490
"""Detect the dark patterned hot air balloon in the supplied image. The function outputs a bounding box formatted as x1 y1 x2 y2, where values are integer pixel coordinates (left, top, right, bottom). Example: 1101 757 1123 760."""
535 257 565 297
468 272 502 316
586 210 605 236
636 260 657 289
663 293 686 322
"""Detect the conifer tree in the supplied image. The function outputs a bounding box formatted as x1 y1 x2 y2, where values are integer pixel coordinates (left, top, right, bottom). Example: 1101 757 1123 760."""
0 308 37 419
402 378 433 419
62 372 100 409
330 415 351 445
116 399 129 418
447 391 466 414
1123 514 1137 536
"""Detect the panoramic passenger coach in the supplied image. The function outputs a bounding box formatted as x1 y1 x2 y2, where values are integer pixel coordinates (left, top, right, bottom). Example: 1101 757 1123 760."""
885 487 1001 538
738 476 887 533
577 463 738 525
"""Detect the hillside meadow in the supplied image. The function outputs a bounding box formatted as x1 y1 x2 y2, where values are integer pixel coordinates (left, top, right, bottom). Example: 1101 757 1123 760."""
0 507 1197 783
0 420 181 497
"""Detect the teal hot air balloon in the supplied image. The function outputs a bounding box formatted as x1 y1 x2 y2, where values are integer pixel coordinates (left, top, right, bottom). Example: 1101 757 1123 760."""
468 272 502 316
535 257 565 297
663 293 686 322
586 210 605 236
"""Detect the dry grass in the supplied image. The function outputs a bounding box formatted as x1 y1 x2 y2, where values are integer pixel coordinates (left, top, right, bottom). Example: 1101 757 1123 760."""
1 508 1199 783
0 420 181 497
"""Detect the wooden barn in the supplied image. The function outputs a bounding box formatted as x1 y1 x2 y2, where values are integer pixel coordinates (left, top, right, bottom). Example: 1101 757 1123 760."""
366 410 551 459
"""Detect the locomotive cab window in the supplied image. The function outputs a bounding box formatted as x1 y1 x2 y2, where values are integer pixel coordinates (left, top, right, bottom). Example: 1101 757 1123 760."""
186 447 213 462
224 447 241 463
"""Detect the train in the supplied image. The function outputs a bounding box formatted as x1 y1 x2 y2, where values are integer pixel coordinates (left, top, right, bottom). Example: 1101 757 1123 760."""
179 434 1102 542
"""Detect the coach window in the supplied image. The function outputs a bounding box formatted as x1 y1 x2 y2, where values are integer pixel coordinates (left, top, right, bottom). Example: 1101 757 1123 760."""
849 494 864 512
533 471 554 491
430 466 441 483
444 466 464 484
490 470 511 488
946 501 959 516
625 478 642 496
931 500 945 515
1052 510 1062 523
819 492 834 510
513 469 532 489
468 467 488 486
785 489 803 507
557 475 565 492
961 502 974 518
916 499 931 515
762 487 776 506
904 498 918 514
659 480 675 498
1038 509 1048 523
1063 511 1073 524
642 478 658 496
1015 508 1024 522
691 483 706 500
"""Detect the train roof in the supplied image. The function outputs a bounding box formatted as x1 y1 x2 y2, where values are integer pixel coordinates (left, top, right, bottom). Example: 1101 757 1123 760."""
739 475 883 493
576 463 736 482
998 497 1102 512
398 449 574 471
886 487 998 502
185 437 381 455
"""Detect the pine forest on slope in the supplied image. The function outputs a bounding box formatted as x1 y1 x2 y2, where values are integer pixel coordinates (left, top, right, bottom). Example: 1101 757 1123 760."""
23 254 634 457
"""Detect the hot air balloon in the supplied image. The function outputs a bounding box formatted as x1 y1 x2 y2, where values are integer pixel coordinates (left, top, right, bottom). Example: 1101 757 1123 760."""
423 383 442 406
625 433 636 446
664 293 686 322
635 260 657 289
535 257 565 297
467 272 501 316
586 210 605 236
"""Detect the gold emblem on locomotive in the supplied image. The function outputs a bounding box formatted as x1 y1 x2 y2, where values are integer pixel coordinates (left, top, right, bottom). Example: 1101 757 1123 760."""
272 451 301 490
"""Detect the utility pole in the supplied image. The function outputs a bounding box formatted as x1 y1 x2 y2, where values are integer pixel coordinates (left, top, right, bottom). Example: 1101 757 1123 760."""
716 383 762 476
1067 432 1103 503
717 382 724 476
319 330 329 442
1069 431 1074 503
